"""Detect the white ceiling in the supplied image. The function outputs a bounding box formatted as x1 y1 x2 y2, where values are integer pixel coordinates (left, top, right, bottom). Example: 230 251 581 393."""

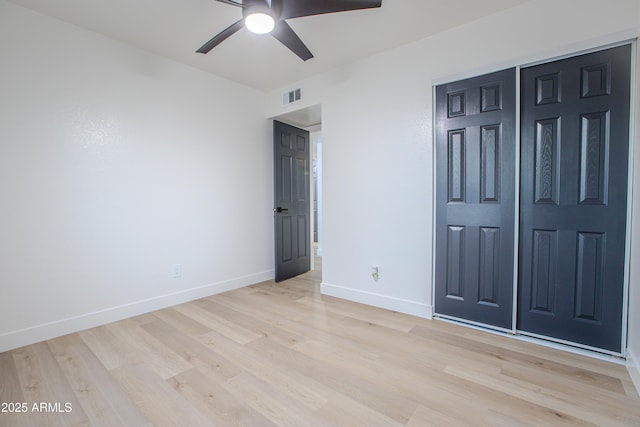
6 0 530 91
275 104 322 129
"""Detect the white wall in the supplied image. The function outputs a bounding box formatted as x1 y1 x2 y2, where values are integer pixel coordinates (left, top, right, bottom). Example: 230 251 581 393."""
265 0 640 321
626 0 640 394
0 1 273 352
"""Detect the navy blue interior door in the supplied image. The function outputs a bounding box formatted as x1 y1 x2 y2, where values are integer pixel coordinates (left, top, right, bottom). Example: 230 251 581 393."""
273 120 311 282
518 45 631 352
435 68 516 329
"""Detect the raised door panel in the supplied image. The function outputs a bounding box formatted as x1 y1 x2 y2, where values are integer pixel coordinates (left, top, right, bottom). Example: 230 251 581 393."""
536 73 561 105
574 232 605 322
281 155 293 202
534 118 560 205
448 130 466 203
297 215 308 258
281 217 293 262
478 227 500 306
530 230 557 315
446 226 466 299
481 126 500 203
579 112 609 205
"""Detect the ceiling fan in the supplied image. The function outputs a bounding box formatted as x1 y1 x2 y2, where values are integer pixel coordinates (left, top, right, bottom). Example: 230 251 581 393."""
197 0 383 61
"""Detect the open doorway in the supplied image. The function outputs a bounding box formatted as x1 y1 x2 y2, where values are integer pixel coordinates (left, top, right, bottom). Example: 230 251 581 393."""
271 104 322 273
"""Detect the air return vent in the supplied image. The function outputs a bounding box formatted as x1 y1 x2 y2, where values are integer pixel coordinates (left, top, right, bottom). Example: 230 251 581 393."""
283 88 302 105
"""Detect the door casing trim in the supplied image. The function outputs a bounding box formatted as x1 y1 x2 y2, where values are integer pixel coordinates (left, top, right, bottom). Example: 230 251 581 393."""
621 38 638 359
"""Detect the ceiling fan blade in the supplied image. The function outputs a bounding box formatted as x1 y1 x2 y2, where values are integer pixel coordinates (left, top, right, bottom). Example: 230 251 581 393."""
271 20 314 61
196 19 244 54
214 0 245 8
279 0 381 20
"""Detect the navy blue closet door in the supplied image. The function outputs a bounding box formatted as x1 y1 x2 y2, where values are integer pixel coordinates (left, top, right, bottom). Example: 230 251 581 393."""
518 45 631 352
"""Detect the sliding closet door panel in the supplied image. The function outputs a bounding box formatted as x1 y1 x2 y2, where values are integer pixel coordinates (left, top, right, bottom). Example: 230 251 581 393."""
435 68 516 329
519 45 631 352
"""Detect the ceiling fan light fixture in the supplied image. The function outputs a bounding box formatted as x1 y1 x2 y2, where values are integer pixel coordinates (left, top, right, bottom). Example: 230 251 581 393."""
199 0 382 60
245 12 275 34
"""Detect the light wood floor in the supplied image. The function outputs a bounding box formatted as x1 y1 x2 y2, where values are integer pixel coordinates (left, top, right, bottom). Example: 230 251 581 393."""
2 263 640 426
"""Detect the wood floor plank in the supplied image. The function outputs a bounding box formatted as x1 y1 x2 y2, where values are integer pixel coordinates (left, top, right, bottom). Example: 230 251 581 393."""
296 294 418 333
12 342 89 426
0 350 29 427
407 403 491 427
444 362 627 426
212 290 333 338
106 318 193 380
246 336 419 424
461 326 630 378
167 368 277 427
409 324 630 400
197 298 306 348
377 350 594 426
249 280 313 300
223 372 331 427
47 333 151 427
292 336 380 369
140 319 241 381
213 287 388 359
110 362 212 426
172 301 262 345
622 376 640 399
77 326 132 371
195 329 330 411
291 333 517 425
151 307 212 337
499 362 638 406
411 324 631 390
316 394 404 427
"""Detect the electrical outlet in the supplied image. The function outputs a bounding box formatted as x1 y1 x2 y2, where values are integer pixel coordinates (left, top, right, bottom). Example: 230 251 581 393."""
172 264 182 278
371 265 379 282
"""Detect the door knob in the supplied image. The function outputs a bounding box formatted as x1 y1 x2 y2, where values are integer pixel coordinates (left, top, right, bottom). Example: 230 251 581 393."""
274 207 289 213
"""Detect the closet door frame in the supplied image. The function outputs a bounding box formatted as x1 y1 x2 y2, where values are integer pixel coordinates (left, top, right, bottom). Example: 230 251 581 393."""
431 39 637 358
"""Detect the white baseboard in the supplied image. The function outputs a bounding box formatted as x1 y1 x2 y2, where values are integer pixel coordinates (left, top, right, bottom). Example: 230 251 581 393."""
320 282 432 320
0 270 274 353
627 348 640 396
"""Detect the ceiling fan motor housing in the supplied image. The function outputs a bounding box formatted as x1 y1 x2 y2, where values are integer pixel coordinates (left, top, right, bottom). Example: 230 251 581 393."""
242 0 281 21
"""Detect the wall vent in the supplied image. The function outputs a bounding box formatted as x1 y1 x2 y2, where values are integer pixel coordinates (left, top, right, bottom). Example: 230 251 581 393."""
283 88 302 105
